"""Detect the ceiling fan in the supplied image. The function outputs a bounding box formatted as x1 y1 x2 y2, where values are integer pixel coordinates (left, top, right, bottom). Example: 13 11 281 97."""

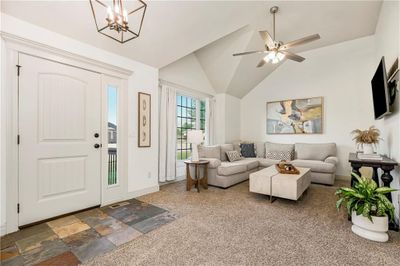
233 6 320 67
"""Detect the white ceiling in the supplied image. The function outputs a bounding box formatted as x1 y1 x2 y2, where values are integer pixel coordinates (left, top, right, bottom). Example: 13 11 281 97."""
2 1 382 97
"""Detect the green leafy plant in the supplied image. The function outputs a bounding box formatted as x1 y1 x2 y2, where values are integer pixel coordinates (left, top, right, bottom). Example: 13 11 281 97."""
336 173 396 222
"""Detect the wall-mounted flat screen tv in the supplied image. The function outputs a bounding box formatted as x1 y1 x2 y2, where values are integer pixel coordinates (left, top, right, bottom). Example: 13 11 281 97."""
371 56 391 120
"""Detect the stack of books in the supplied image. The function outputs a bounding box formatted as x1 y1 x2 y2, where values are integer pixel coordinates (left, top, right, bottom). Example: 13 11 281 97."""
357 153 383 161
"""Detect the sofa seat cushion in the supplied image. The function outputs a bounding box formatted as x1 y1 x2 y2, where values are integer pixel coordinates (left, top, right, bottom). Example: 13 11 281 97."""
292 159 336 174
200 158 221 169
242 158 259 170
258 158 281 168
217 161 247 176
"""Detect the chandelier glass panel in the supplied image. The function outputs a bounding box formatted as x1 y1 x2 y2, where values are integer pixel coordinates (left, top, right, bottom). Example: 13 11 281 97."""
89 0 147 43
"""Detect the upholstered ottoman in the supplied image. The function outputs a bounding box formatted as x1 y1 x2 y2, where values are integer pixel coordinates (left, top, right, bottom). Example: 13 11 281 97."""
249 166 311 201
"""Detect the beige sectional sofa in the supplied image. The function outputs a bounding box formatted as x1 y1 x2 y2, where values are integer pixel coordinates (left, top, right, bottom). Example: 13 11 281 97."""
198 142 338 188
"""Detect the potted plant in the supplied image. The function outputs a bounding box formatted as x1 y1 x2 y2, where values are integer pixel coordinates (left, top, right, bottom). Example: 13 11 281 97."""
351 126 381 154
336 173 396 242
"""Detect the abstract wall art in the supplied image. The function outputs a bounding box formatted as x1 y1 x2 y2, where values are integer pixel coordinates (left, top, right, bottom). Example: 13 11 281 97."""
266 97 323 134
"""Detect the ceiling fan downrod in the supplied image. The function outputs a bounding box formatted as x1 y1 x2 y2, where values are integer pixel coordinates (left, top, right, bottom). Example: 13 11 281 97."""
270 6 279 41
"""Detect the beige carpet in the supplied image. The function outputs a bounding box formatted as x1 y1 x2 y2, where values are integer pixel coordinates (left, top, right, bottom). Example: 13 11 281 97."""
87 180 400 266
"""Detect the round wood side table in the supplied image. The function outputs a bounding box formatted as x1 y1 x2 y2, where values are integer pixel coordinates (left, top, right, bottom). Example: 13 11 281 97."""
184 160 209 192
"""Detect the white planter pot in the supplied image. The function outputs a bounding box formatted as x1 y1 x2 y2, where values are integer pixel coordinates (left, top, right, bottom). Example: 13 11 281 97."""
362 144 374 155
351 211 388 242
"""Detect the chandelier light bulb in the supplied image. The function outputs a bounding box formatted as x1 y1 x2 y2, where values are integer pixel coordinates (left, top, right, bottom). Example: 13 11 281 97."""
107 6 113 20
123 9 128 22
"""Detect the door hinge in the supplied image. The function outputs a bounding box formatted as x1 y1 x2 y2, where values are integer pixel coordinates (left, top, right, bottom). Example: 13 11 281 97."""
17 203 20 213
16 65 22 76
17 135 20 145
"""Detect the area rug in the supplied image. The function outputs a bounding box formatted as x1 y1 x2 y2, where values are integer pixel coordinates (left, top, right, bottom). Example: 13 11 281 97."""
86 180 400 266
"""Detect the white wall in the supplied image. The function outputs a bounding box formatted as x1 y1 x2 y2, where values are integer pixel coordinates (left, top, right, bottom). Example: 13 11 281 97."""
0 2 5 235
225 94 241 143
159 53 216 95
214 94 226 144
374 0 400 222
241 36 377 177
0 14 159 234
215 93 241 144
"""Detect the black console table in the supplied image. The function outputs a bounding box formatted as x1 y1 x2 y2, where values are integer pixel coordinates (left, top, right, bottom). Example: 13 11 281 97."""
348 152 398 231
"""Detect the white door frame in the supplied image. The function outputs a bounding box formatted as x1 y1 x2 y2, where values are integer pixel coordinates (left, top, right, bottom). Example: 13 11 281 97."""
2 34 131 234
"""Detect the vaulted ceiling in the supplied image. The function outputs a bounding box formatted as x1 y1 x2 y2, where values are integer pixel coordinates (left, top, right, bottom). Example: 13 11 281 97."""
2 1 382 98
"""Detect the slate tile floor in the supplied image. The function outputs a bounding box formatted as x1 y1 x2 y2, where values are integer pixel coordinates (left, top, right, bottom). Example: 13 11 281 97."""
0 199 178 265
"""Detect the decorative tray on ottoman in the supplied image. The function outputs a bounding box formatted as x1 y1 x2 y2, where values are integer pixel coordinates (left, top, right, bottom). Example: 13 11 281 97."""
275 162 300 175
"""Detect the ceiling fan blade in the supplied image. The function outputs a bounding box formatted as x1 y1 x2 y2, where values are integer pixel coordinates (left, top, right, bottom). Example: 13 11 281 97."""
256 59 266 68
281 51 305 62
280 34 320 50
259 31 275 50
232 51 265 56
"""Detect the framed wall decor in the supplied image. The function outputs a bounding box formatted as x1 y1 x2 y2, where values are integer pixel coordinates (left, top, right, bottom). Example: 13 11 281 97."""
138 92 151 147
266 96 323 134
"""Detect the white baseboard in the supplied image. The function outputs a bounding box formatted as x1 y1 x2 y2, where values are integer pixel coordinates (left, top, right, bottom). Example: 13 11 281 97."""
125 185 160 200
1 224 6 236
159 176 186 186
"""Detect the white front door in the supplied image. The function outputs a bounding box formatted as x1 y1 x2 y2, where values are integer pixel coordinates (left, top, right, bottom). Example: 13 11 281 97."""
18 53 102 226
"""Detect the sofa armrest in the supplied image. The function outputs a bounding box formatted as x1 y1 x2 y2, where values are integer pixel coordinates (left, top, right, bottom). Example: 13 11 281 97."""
199 158 221 169
324 156 339 165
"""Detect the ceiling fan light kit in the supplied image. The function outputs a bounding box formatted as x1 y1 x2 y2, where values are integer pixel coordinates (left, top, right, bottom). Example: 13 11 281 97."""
89 0 147 44
264 51 285 64
233 6 321 67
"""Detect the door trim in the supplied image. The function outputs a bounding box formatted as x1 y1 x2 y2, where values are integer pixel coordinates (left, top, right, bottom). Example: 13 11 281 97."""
2 33 132 79
2 37 129 235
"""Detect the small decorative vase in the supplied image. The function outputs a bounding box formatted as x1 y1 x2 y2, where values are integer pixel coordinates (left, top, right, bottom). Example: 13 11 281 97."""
351 212 388 242
363 143 374 154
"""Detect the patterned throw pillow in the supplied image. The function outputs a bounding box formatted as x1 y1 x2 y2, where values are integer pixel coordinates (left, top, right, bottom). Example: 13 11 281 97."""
265 150 293 161
240 143 256 158
226 151 242 162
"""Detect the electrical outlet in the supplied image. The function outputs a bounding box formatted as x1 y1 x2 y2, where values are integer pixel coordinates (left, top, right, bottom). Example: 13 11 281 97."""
398 194 400 208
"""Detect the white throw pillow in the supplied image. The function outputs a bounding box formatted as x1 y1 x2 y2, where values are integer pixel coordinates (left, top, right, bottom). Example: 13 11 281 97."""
226 150 242 162
265 150 292 161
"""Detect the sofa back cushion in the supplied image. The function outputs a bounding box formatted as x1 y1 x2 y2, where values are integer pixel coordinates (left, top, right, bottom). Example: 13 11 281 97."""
220 144 234 161
254 141 265 158
295 143 336 161
198 145 221 160
265 142 294 160
232 140 241 153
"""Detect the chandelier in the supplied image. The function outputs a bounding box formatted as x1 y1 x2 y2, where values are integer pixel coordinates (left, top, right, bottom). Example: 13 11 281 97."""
89 0 147 44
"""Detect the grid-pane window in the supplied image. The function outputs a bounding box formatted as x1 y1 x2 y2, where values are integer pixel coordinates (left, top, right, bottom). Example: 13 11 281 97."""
176 96 196 160
200 100 206 132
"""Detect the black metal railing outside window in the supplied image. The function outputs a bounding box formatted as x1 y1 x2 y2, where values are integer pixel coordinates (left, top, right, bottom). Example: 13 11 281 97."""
108 148 117 185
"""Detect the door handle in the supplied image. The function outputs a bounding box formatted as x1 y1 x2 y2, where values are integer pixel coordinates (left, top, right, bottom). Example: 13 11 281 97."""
94 133 100 138
94 143 101 149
